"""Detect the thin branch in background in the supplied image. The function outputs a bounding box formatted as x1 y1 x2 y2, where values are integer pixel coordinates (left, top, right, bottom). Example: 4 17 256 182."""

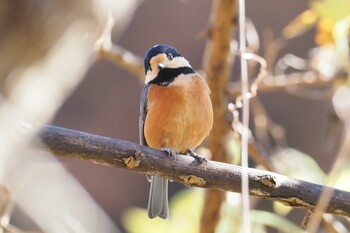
322 214 349 233
226 24 273 172
239 1 252 230
306 133 350 232
228 71 340 98
251 98 287 149
229 30 348 99
0 185 10 230
236 52 267 101
306 86 350 233
245 19 260 53
228 52 267 135
226 110 273 171
95 12 144 81
248 141 272 170
273 52 335 100
38 124 350 218
228 52 271 172
274 53 309 76
262 32 286 73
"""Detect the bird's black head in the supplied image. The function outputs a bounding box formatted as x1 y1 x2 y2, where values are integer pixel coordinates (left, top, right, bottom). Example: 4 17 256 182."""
143 44 195 86
144 44 182 73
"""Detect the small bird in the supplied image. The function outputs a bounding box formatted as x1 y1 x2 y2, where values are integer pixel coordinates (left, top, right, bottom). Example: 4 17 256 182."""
139 44 213 219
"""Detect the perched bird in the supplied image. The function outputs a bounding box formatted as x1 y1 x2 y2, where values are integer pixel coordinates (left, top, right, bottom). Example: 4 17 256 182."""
139 44 213 219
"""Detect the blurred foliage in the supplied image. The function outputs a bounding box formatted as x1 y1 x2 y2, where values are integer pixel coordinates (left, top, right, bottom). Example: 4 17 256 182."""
270 148 326 184
122 188 203 233
270 148 326 215
216 193 302 233
123 187 303 233
283 0 350 45
334 163 350 192
284 0 350 82
227 133 241 165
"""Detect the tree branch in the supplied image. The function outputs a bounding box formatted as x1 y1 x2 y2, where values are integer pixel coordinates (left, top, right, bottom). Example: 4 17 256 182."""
201 0 238 231
95 13 144 82
228 71 338 98
39 125 350 218
97 43 144 82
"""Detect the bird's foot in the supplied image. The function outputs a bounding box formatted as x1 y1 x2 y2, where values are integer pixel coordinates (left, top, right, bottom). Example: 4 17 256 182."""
186 149 207 164
161 147 177 157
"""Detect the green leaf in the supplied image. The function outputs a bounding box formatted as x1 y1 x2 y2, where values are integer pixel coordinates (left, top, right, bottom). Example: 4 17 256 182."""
270 147 326 184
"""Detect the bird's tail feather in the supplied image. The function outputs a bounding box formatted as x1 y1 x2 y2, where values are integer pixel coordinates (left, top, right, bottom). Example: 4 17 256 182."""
147 176 169 219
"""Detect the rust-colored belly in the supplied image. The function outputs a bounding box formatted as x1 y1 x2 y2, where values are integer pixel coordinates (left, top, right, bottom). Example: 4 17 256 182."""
144 75 213 153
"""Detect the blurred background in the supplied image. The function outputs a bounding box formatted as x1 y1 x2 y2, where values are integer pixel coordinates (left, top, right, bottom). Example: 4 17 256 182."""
1 0 349 232
54 0 315 228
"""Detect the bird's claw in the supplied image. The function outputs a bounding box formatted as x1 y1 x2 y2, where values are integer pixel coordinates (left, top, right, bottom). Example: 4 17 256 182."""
186 149 207 164
161 147 177 156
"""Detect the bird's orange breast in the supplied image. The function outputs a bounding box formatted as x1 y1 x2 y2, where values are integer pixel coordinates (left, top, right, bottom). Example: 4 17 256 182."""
144 74 213 153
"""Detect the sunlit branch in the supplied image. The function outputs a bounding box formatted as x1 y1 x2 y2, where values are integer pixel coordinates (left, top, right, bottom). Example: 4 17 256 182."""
39 125 350 218
95 13 144 81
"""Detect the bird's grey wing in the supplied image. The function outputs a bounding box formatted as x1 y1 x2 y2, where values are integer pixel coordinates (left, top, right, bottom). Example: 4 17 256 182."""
139 83 150 147
140 83 169 219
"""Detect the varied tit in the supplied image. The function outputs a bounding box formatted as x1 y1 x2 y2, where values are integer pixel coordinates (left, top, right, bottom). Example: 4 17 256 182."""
139 44 213 219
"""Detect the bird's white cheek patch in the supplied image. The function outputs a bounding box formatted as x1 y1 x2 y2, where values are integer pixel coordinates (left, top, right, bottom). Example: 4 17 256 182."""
145 70 157 84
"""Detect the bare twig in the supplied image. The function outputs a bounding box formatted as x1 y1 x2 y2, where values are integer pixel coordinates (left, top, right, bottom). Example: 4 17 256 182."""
247 138 273 170
95 13 144 81
322 214 348 233
305 86 350 232
306 131 350 232
39 125 350 218
228 71 339 98
238 0 252 229
98 43 144 81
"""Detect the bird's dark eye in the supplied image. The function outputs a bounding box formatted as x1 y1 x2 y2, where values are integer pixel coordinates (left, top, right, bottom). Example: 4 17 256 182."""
167 53 174 61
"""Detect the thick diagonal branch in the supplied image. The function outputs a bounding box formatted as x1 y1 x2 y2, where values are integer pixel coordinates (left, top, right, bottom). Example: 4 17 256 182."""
39 125 350 218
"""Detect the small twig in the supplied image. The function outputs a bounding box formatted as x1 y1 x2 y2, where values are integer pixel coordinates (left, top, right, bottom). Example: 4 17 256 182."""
322 214 348 233
0 185 10 229
228 105 273 170
230 52 267 108
247 139 273 171
228 71 338 98
95 13 144 81
251 98 287 148
238 0 252 229
97 43 144 81
263 33 286 73
38 125 350 218
306 132 350 232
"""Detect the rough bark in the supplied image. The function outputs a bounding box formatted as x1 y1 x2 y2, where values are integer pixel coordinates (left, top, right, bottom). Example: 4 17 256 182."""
39 125 350 218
